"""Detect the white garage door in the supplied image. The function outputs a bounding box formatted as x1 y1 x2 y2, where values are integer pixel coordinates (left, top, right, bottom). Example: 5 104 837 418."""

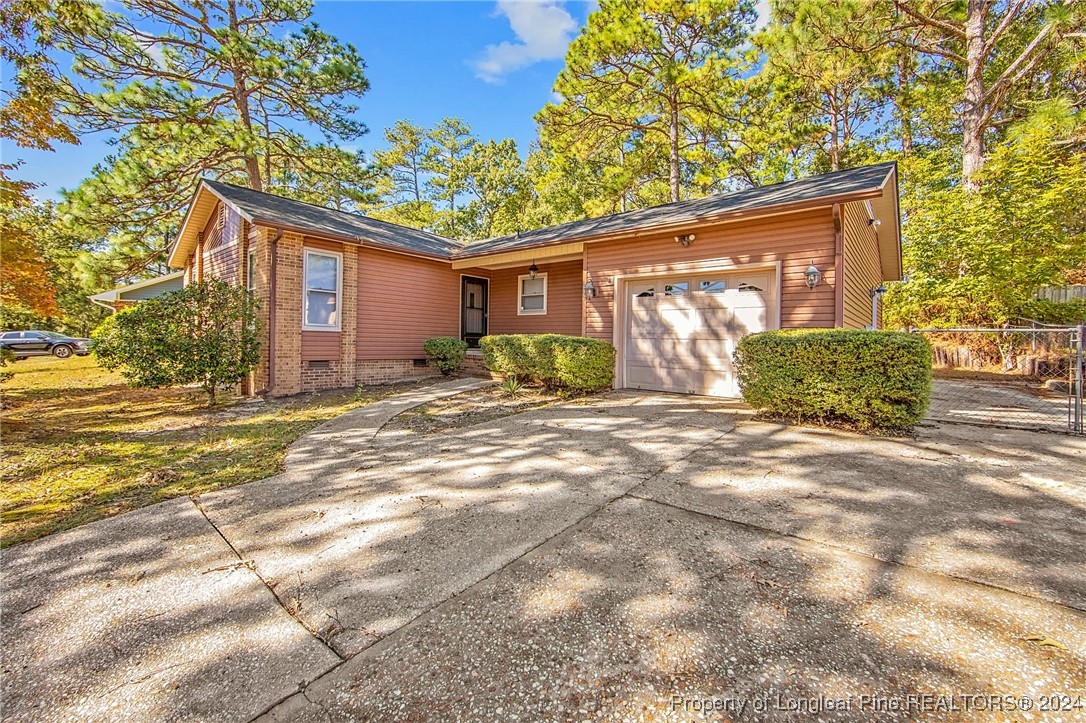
624 269 775 397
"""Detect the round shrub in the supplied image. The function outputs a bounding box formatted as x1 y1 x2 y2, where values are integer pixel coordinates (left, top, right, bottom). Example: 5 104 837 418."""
480 334 615 393
423 336 468 375
734 329 932 430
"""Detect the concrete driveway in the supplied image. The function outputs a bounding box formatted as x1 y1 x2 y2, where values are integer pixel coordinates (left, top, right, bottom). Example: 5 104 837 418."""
4 380 1085 721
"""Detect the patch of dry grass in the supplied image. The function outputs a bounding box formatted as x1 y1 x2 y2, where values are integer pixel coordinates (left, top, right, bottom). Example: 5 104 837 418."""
1 356 434 547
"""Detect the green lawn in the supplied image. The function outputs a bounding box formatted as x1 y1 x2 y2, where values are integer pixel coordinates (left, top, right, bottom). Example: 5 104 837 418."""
1 355 431 547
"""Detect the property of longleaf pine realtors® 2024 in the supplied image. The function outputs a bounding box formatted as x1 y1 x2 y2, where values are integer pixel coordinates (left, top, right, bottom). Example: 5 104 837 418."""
667 693 1080 715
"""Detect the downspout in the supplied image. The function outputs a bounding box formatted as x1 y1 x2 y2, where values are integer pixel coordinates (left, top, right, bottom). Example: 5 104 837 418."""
264 228 284 394
869 286 887 329
832 203 844 328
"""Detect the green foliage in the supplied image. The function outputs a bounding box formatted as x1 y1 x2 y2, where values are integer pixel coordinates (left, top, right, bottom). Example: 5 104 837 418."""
885 111 1086 328
0 348 16 383
538 0 756 205
12 0 373 283
754 0 892 173
422 336 468 376
93 280 260 404
734 330 932 430
480 334 615 393
1019 298 1086 326
499 376 525 399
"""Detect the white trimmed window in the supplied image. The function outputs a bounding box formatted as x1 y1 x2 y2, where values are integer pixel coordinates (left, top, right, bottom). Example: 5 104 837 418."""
518 273 547 315
303 249 342 330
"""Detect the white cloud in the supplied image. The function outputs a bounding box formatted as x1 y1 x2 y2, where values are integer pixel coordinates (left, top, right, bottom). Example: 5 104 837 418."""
753 0 771 30
472 1 578 83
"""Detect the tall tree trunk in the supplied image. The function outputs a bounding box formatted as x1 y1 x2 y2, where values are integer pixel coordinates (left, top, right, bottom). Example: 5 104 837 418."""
962 0 987 190
618 145 627 213
896 45 914 156
828 95 841 172
668 92 680 202
228 0 263 192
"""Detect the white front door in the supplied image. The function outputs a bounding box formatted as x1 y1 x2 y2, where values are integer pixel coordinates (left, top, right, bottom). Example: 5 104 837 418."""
624 270 775 397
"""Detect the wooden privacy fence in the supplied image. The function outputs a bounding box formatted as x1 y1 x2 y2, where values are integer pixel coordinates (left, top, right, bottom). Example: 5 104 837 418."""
1036 285 1086 303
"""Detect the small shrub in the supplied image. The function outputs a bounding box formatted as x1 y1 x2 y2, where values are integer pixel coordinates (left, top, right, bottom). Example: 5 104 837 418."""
423 336 467 375
500 376 525 398
93 279 261 404
734 329 932 430
481 334 615 393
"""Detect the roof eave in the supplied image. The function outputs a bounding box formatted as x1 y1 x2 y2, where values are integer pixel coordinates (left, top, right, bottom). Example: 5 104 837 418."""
455 185 887 260
247 217 455 263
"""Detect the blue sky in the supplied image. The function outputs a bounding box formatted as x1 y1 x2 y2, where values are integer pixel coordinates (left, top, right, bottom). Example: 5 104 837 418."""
3 0 768 200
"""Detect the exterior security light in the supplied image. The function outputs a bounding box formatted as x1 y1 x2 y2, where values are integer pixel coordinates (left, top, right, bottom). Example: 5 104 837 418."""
805 261 822 289
675 234 695 247
583 279 597 299
528 262 538 279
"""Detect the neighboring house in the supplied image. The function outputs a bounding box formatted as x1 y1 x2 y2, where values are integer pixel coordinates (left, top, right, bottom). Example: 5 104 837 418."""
89 271 185 312
166 163 901 398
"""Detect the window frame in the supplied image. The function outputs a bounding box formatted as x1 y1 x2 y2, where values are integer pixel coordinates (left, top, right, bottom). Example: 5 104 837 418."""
246 246 257 294
517 272 548 316
301 248 343 332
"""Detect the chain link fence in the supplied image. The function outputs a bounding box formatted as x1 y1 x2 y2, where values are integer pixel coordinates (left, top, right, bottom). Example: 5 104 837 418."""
912 326 1084 435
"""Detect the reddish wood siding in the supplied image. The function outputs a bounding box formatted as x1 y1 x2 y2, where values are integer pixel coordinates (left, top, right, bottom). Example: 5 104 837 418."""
200 201 244 284
584 208 838 342
841 201 884 329
356 246 461 359
301 331 340 361
484 259 582 336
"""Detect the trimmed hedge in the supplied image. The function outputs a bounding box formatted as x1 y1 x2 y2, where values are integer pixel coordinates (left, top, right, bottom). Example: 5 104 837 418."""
734 329 932 430
423 336 468 375
480 334 615 393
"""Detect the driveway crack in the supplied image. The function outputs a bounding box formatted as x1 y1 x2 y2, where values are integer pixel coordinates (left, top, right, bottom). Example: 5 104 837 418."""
189 494 346 662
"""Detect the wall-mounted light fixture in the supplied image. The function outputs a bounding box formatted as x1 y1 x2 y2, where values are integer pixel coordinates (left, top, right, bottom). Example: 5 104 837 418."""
583 279 597 299
675 233 696 247
868 218 882 228
804 261 823 289
528 262 539 279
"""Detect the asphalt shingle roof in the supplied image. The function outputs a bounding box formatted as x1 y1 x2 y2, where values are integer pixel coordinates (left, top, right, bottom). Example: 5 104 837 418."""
457 162 897 257
203 179 465 258
201 162 894 261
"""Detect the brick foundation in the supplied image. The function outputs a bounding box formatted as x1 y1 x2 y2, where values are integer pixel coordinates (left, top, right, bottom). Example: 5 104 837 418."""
355 359 434 386
302 360 346 392
460 353 499 379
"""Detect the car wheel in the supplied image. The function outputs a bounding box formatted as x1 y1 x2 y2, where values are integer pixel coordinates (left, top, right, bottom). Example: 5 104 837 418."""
52 345 73 359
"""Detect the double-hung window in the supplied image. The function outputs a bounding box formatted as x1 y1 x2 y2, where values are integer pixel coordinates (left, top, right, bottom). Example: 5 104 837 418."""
303 249 342 330
518 273 547 315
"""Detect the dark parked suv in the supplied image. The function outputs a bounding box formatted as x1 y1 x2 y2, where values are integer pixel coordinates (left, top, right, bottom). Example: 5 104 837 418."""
0 330 93 359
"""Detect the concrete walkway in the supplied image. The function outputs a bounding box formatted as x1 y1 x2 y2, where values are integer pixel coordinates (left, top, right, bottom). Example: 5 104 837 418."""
3 387 1084 722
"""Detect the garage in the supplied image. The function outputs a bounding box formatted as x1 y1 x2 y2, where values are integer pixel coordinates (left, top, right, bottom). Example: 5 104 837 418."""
622 268 778 397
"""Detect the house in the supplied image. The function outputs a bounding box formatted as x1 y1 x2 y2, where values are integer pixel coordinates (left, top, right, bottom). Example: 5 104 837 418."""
89 271 185 312
166 162 901 398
